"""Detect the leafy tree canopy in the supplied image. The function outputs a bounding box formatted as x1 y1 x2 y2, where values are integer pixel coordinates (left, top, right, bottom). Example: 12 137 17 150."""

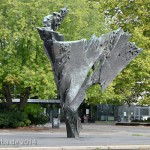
0 0 109 109
86 0 150 105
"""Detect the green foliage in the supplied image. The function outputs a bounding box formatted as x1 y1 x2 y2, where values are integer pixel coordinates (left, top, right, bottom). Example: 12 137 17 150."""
86 0 150 105
0 110 10 127
0 104 48 128
58 0 109 40
103 0 150 105
0 0 148 107
132 118 150 123
0 0 109 104
0 109 30 128
24 104 44 116
0 0 58 100
24 104 48 125
86 83 124 105
28 114 48 125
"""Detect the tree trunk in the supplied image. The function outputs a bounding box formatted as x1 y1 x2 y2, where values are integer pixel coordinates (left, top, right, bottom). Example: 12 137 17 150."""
3 83 12 109
64 107 82 138
19 87 31 110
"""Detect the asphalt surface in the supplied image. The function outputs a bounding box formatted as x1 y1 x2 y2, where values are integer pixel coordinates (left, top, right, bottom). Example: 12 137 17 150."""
0 123 150 149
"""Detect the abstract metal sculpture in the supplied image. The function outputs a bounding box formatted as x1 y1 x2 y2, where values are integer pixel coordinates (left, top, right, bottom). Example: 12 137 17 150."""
37 7 142 138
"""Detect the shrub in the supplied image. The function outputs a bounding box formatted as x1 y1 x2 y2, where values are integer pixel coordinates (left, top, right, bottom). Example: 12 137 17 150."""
0 104 48 128
0 111 10 127
9 110 31 127
24 104 48 125
28 114 48 125
132 118 150 123
147 118 150 122
0 109 30 128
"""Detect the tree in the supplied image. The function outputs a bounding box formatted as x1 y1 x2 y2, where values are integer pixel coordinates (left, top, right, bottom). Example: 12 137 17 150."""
86 83 124 105
0 0 57 109
0 0 109 109
86 0 150 106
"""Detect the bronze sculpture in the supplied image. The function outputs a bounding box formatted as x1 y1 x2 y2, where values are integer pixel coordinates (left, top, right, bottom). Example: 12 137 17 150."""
37 7 142 138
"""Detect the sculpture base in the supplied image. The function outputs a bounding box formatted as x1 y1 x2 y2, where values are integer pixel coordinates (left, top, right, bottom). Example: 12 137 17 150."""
64 107 82 138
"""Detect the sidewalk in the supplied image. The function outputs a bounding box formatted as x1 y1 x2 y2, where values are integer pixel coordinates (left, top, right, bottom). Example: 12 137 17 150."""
1 145 150 150
0 123 150 149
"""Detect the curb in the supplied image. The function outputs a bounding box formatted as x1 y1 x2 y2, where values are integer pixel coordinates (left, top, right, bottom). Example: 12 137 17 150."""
0 145 150 150
116 122 150 126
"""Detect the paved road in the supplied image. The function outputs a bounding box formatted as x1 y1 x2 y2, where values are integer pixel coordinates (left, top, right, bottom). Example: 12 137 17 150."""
0 123 150 148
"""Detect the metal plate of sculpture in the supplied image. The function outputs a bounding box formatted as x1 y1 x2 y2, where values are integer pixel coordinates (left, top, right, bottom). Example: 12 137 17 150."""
37 7 142 138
